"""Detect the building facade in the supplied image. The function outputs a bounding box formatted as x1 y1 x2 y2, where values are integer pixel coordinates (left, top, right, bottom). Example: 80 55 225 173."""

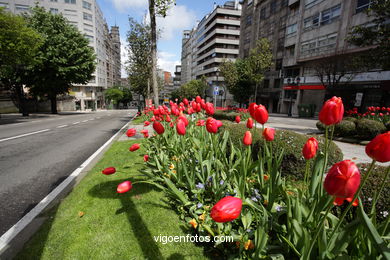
240 0 390 115
180 1 241 106
2 0 121 111
173 65 181 89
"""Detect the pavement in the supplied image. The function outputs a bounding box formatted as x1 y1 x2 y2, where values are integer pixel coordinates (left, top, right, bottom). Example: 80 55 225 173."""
0 109 137 236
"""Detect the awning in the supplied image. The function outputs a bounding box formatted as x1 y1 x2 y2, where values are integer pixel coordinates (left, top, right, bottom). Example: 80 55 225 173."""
283 85 325 90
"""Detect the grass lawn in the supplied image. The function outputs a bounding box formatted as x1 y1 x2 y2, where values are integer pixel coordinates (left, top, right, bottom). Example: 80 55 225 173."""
17 139 209 260
131 116 145 125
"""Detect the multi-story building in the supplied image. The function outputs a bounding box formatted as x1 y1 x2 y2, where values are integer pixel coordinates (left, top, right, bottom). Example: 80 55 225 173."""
180 1 241 106
2 0 121 111
173 65 182 89
240 0 390 115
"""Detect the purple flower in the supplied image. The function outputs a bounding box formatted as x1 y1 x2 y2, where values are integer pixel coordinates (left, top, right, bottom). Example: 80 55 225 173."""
219 180 224 185
196 183 205 189
197 202 203 208
251 196 258 202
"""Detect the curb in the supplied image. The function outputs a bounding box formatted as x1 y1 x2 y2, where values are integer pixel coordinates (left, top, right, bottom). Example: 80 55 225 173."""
0 114 135 259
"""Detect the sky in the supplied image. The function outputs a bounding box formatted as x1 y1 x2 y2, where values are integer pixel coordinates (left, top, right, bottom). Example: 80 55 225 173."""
96 0 233 77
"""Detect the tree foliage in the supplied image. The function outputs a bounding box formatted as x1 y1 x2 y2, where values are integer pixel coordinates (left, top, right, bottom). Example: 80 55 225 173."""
348 0 390 70
104 86 132 106
170 79 207 100
126 18 151 98
26 7 96 113
0 8 43 115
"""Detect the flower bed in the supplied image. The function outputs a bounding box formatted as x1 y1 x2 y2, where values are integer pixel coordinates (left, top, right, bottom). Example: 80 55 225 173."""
112 96 389 259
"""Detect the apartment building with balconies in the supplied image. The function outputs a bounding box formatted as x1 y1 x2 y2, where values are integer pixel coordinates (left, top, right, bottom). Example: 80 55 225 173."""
180 1 241 106
240 0 389 115
1 0 121 111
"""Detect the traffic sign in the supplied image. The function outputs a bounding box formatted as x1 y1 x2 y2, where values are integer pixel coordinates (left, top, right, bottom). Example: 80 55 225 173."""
213 91 219 95
214 86 219 91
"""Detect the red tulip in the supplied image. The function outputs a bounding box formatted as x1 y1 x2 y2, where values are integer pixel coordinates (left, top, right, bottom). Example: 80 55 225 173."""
102 167 116 175
216 120 223 128
129 143 140 152
196 96 202 103
263 128 275 141
206 117 219 133
211 196 242 223
235 115 241 123
319 96 344 125
143 155 149 162
126 128 136 137
196 119 205 126
153 121 165 135
117 181 132 193
246 118 253 129
254 104 269 125
243 131 252 146
205 102 214 115
302 137 319 160
324 160 361 206
169 121 174 128
165 115 171 122
178 115 188 127
183 98 189 106
365 131 390 163
176 119 186 135
144 121 150 126
249 103 257 118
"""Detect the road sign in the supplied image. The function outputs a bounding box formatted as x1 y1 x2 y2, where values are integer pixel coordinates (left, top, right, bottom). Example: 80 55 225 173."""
214 91 219 95
214 86 219 91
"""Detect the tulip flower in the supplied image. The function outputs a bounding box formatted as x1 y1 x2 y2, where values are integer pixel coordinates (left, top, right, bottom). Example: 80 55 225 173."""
140 129 148 137
129 143 140 152
189 219 198 229
246 118 253 129
302 137 319 160
211 196 242 223
183 98 189 106
102 167 116 175
263 128 275 141
206 117 222 133
365 131 390 163
126 128 136 137
196 96 202 103
243 131 252 146
196 119 205 126
178 115 188 127
176 119 186 135
165 115 171 122
144 121 150 127
153 121 165 135
117 181 132 193
143 155 149 162
235 115 241 123
254 104 269 125
205 102 214 115
249 103 257 118
324 160 361 206
319 96 344 125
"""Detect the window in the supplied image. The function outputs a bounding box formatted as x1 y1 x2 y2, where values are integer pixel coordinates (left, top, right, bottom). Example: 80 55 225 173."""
270 0 278 14
275 59 283 70
260 7 266 19
0 2 9 8
286 23 297 35
83 1 91 10
321 5 341 25
305 0 324 9
356 0 371 13
248 0 253 5
300 33 337 57
277 37 285 51
50 0 58 2
65 0 76 3
15 4 29 12
246 15 252 25
304 13 320 30
285 45 295 57
263 79 270 88
50 8 59 14
83 12 92 21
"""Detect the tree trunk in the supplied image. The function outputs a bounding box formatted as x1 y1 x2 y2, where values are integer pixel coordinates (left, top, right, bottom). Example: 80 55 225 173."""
148 0 159 107
50 95 58 114
15 84 29 116
147 77 151 101
254 83 258 103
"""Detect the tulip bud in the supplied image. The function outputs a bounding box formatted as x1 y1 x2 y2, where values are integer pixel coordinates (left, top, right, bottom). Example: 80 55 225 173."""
254 104 269 125
126 128 137 137
102 167 116 175
196 119 205 126
249 103 257 119
263 128 275 141
319 96 344 125
243 131 252 146
178 115 189 127
205 102 214 115
324 160 360 206
196 96 202 103
365 131 390 163
129 143 140 152
117 181 132 193
211 196 242 223
183 98 189 106
206 117 219 133
235 115 241 123
153 121 165 135
302 137 319 160
176 119 186 135
144 121 150 126
143 155 149 162
246 118 253 129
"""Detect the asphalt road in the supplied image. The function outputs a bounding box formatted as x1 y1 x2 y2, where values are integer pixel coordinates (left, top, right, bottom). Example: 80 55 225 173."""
0 110 136 236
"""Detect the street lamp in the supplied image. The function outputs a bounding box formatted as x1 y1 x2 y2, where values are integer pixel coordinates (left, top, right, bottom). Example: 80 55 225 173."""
287 77 300 117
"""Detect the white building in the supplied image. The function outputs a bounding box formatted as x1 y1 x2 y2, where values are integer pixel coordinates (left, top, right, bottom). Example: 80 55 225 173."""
1 0 121 111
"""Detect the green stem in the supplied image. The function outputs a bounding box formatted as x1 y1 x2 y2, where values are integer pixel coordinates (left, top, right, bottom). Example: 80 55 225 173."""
305 197 333 259
370 166 390 216
327 159 376 247
304 160 310 187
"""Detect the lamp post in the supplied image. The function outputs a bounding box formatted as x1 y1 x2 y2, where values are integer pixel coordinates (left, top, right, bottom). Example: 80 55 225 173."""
287 77 300 117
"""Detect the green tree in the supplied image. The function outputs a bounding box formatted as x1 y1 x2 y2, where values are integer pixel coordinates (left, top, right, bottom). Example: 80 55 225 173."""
0 8 43 116
120 88 133 105
104 87 124 108
348 1 390 70
26 7 96 114
148 0 175 106
172 79 207 100
126 18 152 99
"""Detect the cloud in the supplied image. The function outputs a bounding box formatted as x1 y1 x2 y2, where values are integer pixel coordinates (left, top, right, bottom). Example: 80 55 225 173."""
110 0 147 12
156 5 196 41
158 51 180 74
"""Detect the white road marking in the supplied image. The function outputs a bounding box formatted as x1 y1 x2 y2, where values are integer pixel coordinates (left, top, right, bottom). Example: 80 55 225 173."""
82 120 88 123
96 117 101 119
0 129 50 143
56 125 68 128
72 122 80 125
89 118 94 121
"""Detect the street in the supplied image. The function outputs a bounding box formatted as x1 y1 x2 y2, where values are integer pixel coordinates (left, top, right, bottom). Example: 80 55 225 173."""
0 110 136 236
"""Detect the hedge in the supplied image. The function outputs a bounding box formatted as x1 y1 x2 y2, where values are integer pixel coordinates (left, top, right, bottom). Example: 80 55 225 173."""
356 119 387 140
213 110 250 122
